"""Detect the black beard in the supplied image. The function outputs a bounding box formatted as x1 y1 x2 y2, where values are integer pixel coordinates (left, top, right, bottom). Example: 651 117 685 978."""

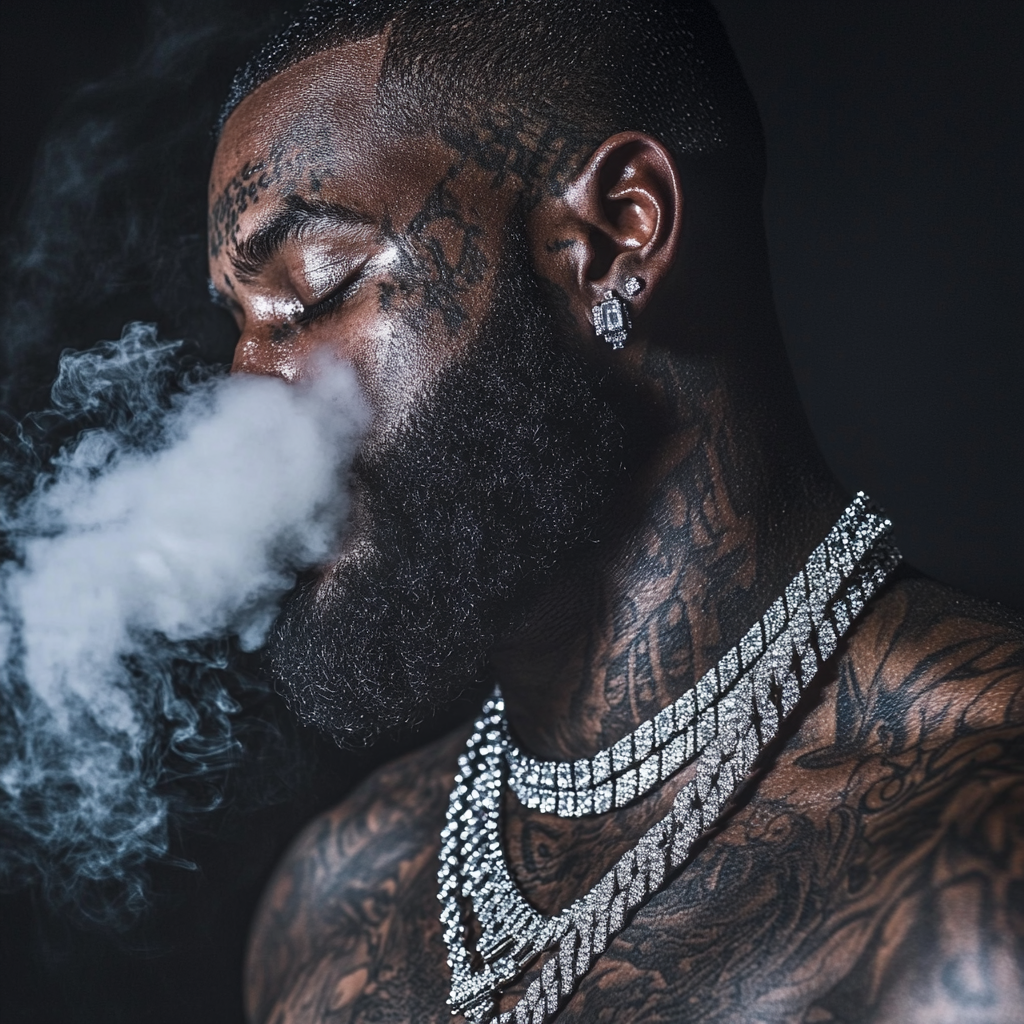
266 246 629 747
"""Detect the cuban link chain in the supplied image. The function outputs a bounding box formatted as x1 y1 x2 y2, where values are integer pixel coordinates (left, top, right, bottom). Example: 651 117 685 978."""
438 493 901 1023
503 493 892 817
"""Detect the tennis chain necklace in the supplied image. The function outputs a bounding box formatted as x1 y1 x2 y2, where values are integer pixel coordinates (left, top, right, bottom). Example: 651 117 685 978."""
439 493 901 1023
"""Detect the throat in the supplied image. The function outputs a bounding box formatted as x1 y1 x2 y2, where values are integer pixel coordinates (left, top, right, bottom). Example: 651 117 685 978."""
490 401 845 764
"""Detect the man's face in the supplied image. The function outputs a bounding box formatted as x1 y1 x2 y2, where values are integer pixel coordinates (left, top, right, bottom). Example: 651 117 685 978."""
208 37 500 414
208 40 629 743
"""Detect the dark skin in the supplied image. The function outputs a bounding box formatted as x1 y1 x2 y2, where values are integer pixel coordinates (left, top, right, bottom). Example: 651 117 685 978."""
209 38 1024 1024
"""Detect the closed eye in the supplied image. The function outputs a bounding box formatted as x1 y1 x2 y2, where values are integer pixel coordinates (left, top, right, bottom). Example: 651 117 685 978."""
294 279 358 327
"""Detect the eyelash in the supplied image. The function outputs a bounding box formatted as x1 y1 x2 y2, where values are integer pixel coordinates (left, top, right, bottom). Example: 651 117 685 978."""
294 285 350 327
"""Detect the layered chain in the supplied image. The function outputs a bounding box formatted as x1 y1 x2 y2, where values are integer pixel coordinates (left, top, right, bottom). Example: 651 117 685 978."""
502 493 891 817
439 494 901 1024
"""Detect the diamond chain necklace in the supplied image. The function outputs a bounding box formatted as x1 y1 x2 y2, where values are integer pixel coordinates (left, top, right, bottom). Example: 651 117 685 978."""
439 494 901 1023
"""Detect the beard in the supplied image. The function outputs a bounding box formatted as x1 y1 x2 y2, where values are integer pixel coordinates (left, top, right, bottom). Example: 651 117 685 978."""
266 235 631 746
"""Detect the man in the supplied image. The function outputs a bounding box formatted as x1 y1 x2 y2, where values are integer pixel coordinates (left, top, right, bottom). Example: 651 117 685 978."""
207 1 1024 1021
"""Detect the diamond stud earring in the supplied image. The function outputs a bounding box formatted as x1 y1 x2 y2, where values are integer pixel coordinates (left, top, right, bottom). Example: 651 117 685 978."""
591 277 643 349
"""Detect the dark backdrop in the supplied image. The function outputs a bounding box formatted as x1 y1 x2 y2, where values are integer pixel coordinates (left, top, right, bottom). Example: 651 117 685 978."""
0 2 1021 1022
715 0 1023 615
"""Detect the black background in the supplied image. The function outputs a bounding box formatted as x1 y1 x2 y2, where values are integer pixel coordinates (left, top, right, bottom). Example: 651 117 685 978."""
0 2 1021 1022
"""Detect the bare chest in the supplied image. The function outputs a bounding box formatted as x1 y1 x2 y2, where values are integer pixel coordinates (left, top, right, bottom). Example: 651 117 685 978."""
269 790 937 1024
257 589 1024 1024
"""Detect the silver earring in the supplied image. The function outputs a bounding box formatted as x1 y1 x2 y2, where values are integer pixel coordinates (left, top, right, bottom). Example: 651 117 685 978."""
591 277 643 349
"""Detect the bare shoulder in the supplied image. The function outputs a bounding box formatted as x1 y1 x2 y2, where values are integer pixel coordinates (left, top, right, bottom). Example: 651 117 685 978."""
789 574 1024 1021
244 724 469 1024
840 572 1024 740
563 576 1024 1023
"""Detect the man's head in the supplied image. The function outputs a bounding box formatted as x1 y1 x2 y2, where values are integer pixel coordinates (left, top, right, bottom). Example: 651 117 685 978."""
216 0 765 203
207 0 771 744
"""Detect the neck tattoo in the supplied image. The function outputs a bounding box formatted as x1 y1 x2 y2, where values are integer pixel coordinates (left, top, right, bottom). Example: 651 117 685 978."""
439 493 902 1023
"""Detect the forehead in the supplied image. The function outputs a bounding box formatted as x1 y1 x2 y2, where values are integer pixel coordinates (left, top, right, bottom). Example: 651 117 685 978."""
209 37 446 250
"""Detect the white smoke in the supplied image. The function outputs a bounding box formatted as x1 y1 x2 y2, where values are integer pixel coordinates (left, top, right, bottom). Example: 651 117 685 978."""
0 323 368 916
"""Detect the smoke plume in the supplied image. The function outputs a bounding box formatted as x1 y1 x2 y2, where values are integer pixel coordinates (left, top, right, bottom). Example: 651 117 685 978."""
0 323 367 921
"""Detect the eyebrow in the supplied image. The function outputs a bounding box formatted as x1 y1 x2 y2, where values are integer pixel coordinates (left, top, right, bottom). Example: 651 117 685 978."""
227 195 374 282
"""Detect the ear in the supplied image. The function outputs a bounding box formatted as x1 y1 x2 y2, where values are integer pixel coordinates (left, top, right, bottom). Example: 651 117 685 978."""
528 131 683 343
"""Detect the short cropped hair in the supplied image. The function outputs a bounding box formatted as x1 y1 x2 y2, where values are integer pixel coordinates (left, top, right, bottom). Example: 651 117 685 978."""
219 0 765 208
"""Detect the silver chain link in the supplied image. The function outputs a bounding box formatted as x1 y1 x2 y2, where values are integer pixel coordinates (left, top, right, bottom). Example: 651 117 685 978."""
439 493 901 1023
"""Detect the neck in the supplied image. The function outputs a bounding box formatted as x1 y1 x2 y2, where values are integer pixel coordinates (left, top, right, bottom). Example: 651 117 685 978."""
492 301 845 761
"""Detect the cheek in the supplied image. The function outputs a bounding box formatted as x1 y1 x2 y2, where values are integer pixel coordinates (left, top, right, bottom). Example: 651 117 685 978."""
271 287 448 428
344 306 448 426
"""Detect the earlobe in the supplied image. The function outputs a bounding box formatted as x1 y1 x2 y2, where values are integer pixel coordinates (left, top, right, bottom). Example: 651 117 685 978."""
529 131 683 345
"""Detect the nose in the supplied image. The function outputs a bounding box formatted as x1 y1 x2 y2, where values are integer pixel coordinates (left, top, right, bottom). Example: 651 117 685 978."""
230 332 301 382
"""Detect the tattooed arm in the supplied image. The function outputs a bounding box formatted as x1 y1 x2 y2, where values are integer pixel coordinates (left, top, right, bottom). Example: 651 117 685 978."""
244 729 465 1024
